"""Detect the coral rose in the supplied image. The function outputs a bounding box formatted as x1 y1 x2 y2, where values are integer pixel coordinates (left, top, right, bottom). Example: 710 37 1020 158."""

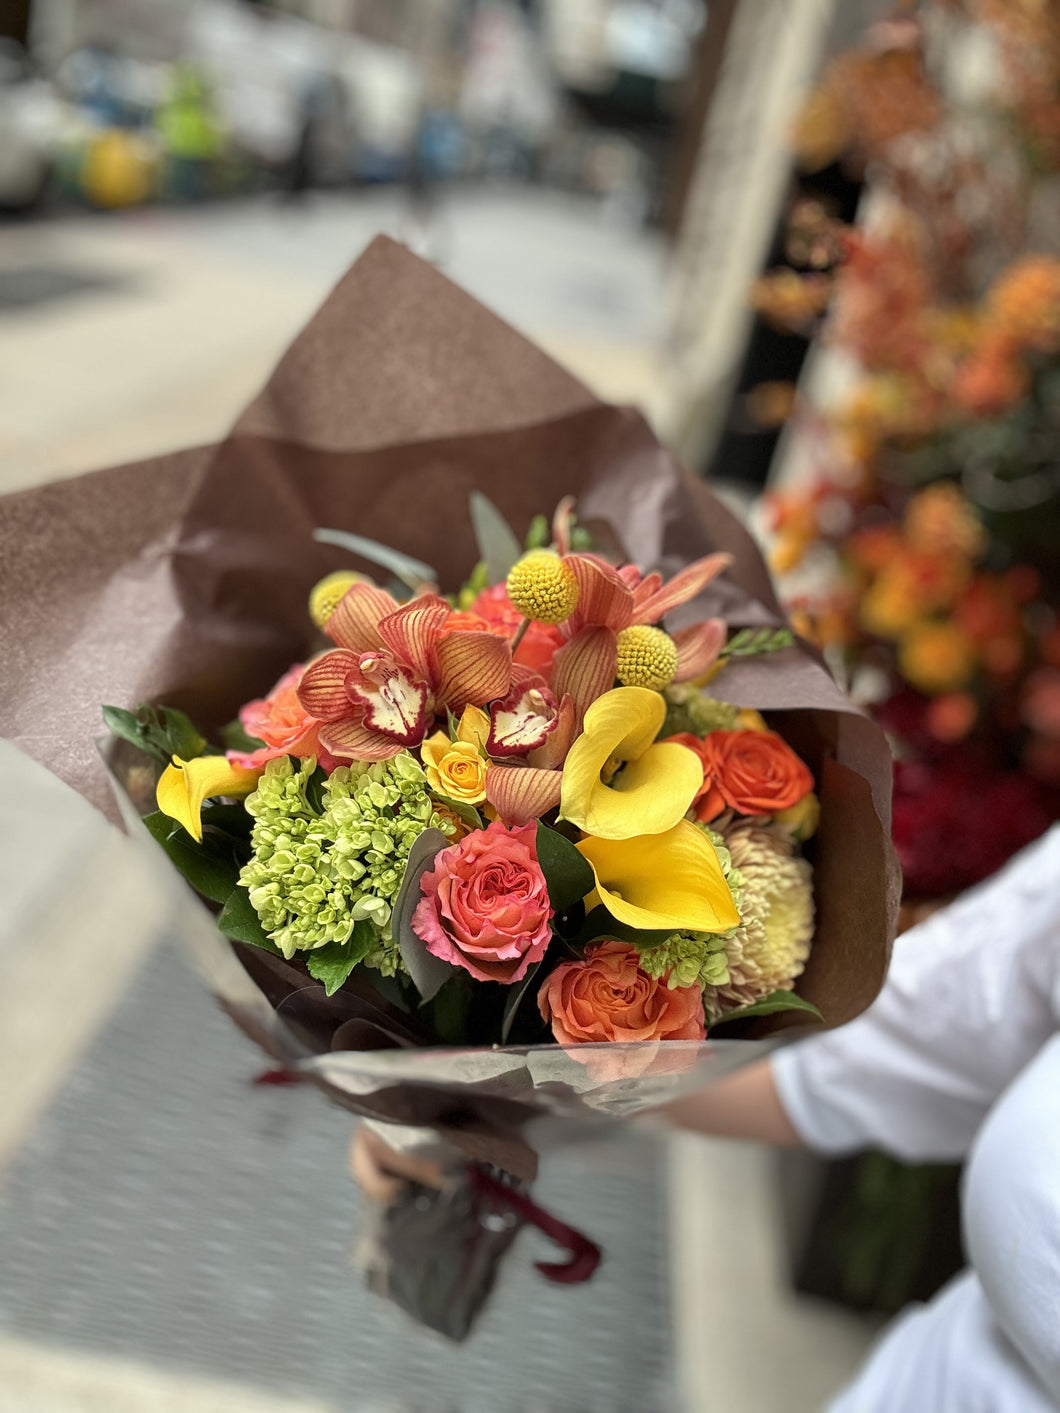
538 940 705 1046
466 583 565 674
412 819 552 984
227 664 339 772
691 729 813 823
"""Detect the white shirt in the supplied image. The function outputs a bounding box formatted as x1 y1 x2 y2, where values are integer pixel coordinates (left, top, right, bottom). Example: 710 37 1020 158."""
772 826 1060 1412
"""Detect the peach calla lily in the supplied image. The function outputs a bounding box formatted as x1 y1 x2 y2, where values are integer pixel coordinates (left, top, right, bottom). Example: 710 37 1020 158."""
577 821 740 934
560 686 702 839
156 755 261 843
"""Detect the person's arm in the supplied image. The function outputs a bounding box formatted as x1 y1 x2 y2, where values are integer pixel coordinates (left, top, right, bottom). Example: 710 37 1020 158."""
666 826 1060 1162
661 1056 802 1145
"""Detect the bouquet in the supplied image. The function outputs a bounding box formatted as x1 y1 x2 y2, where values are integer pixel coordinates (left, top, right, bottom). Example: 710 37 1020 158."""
0 238 899 1335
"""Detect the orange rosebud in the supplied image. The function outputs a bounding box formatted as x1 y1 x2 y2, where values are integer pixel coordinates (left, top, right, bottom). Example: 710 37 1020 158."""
538 941 705 1048
690 730 814 823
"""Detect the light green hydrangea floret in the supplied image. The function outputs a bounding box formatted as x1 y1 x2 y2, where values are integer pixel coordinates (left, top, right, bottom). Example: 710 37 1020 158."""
661 683 739 739
238 753 452 965
636 824 747 992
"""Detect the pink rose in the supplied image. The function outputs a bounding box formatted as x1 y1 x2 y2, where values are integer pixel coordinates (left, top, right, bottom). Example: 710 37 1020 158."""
227 663 340 772
413 820 553 984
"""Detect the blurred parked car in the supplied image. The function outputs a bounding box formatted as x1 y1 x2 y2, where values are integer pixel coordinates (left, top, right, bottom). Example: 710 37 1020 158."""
0 40 62 212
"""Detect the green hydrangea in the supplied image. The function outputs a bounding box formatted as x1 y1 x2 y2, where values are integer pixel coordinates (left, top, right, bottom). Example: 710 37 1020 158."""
636 824 747 991
661 683 739 739
238 753 451 965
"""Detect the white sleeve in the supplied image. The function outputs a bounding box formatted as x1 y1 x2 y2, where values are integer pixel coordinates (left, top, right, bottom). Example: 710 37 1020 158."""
771 826 1060 1162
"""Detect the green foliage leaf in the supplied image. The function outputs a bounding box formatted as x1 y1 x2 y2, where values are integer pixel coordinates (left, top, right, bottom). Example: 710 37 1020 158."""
536 823 595 915
576 905 675 950
220 718 267 754
305 922 376 996
217 887 281 953
142 810 241 905
431 975 472 1044
723 628 795 659
713 990 823 1026
500 959 544 1044
434 795 484 832
524 513 550 550
104 703 211 767
455 559 490 610
469 491 522 584
304 763 329 815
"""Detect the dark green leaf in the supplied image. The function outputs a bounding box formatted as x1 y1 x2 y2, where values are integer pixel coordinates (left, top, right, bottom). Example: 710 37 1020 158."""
469 491 522 584
304 763 329 815
500 959 544 1044
431 975 472 1044
576 905 675 950
217 887 281 953
434 795 484 832
220 718 267 754
103 705 167 765
142 810 241 905
200 801 254 844
103 702 211 766
535 823 594 915
714 990 823 1025
160 706 211 760
305 922 376 996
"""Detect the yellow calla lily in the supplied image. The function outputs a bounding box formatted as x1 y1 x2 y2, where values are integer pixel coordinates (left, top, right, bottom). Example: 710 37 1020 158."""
156 755 261 842
560 686 702 839
578 820 741 934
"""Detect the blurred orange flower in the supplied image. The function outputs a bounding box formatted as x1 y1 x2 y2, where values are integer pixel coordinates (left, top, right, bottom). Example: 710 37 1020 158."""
898 621 978 695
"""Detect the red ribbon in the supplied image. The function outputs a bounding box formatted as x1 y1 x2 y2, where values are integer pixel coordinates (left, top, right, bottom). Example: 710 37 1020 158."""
468 1165 602 1285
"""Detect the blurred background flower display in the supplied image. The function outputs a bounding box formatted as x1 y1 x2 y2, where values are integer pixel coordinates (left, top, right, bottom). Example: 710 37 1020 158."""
756 0 1060 904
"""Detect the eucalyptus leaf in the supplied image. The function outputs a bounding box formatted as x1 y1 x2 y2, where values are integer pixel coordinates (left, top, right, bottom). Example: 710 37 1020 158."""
392 827 453 1002
142 810 242 905
469 491 522 583
714 990 823 1026
535 823 595 915
217 887 281 953
313 527 437 589
305 922 376 996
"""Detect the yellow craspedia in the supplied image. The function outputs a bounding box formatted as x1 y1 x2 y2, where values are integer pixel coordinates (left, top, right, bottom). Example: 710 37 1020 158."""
615 625 679 691
309 571 360 629
506 551 579 625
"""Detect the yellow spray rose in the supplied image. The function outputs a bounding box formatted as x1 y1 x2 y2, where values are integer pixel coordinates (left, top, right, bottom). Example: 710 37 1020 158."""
420 705 491 805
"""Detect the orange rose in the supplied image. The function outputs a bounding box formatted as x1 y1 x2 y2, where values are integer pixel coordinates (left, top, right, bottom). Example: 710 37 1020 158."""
691 730 813 823
538 941 705 1047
